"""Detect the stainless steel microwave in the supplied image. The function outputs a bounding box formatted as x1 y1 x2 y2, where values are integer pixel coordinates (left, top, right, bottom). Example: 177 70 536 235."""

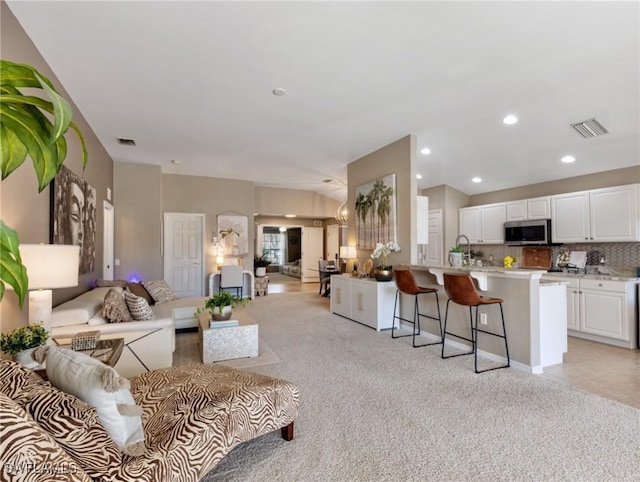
504 219 552 245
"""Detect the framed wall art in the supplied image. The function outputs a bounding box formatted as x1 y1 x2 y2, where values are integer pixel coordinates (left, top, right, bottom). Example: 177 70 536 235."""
217 211 248 257
354 173 397 250
50 165 96 274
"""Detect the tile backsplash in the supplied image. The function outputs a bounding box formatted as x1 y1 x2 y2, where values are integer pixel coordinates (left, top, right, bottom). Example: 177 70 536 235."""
470 242 640 271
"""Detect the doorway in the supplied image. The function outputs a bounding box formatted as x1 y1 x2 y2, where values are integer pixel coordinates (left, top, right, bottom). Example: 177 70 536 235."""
163 213 204 297
103 201 114 280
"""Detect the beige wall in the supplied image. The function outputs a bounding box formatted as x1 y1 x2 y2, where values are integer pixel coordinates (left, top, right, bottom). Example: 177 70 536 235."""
421 184 470 254
469 166 640 206
347 135 416 267
1 4 114 332
113 163 163 282
255 186 341 218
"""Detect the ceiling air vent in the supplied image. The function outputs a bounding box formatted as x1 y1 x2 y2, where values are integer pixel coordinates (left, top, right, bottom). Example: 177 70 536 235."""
322 179 333 183
117 137 137 146
570 118 609 139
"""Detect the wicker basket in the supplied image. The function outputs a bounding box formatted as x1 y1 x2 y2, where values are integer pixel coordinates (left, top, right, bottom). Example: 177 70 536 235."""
71 330 100 351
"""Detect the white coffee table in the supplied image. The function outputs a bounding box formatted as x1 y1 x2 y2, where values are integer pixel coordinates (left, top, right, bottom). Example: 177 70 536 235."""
198 311 259 363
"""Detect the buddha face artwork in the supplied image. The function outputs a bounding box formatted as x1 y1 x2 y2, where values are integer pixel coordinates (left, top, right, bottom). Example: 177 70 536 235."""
51 165 96 274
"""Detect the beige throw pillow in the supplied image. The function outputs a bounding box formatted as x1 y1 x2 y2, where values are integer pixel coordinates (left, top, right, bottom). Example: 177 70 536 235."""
103 288 132 323
124 291 156 321
43 347 145 456
142 280 180 305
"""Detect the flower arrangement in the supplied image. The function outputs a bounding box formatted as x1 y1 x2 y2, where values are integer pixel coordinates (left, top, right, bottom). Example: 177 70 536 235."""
371 241 401 269
0 323 48 355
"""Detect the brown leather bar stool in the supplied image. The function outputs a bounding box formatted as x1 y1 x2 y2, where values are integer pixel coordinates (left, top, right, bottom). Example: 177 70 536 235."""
391 269 442 348
441 272 510 373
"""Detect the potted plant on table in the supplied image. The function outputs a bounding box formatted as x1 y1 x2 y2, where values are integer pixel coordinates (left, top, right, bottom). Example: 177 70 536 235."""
196 291 248 321
254 254 271 277
371 241 401 281
0 323 49 368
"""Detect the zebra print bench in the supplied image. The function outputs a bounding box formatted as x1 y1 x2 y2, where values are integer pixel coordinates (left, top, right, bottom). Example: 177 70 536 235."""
1 360 299 481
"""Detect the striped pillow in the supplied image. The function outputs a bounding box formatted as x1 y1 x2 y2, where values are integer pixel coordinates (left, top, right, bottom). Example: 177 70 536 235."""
124 291 156 321
142 280 179 305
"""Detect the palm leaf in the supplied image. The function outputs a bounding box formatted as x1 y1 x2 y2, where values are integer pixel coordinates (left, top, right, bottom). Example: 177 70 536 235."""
0 123 28 178
0 221 28 309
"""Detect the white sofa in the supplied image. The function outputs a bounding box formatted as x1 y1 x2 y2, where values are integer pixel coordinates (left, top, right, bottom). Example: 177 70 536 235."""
50 288 205 378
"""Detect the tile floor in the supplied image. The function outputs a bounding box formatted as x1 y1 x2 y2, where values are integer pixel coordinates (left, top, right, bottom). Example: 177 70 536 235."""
542 337 640 409
267 273 640 409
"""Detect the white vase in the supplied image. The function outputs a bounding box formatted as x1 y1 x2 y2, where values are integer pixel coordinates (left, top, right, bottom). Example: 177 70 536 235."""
256 267 266 277
12 347 40 369
449 252 463 267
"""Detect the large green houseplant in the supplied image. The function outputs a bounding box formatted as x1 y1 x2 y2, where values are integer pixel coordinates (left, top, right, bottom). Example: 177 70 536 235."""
0 59 87 307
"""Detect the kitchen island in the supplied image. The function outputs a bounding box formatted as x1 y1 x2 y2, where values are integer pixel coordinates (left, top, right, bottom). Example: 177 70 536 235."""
402 265 567 374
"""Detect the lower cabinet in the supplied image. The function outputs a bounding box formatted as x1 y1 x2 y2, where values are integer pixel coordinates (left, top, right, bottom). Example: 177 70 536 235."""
545 276 637 348
330 275 397 331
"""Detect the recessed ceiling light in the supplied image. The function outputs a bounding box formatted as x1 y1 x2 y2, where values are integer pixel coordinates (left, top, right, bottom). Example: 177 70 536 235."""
171 159 180 165
285 214 296 218
502 115 518 125
472 177 482 183
420 147 431 155
416 174 423 180
561 155 576 163
273 88 286 96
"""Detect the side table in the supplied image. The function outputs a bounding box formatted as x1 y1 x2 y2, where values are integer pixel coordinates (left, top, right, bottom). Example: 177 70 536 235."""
34 338 125 380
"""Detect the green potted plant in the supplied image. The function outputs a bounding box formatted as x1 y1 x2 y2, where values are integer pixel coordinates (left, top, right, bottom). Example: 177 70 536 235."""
196 291 248 321
0 60 87 308
0 323 49 368
449 245 464 267
254 254 271 277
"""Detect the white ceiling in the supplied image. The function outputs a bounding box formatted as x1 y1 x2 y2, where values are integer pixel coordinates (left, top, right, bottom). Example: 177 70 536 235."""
7 1 639 202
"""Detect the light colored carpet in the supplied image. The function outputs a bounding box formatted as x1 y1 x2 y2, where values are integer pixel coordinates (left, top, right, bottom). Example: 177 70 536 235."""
174 332 280 369
200 291 639 482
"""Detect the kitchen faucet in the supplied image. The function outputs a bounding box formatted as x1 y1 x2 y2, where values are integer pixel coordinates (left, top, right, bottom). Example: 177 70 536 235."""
455 234 471 266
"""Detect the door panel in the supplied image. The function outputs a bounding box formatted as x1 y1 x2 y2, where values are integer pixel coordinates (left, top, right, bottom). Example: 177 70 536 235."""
164 213 204 297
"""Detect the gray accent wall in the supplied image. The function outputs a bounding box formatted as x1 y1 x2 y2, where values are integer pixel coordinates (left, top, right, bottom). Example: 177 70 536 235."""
1 4 114 332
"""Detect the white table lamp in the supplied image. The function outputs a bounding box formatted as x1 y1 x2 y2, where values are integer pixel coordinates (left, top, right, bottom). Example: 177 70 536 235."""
340 246 357 273
19 244 80 334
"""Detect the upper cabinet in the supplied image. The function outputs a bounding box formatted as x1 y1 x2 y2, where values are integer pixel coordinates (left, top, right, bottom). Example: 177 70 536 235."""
459 203 505 244
506 196 550 221
551 184 639 243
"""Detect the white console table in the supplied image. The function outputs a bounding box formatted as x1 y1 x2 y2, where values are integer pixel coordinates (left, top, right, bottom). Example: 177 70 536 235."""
330 275 396 331
208 270 255 299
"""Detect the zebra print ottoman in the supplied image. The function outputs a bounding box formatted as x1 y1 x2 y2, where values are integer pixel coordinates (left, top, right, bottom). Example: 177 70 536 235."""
128 363 299 480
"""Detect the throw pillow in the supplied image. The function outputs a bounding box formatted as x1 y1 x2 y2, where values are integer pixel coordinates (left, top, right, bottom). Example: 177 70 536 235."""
0 393 94 482
127 282 154 305
103 288 132 323
142 280 180 305
43 346 145 456
95 279 128 288
124 291 156 321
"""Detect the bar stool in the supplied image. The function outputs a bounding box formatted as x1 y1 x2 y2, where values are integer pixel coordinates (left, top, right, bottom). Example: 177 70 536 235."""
391 269 442 348
441 272 510 373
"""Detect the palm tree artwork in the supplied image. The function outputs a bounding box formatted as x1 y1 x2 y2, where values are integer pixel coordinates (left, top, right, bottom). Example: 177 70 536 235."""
354 174 397 250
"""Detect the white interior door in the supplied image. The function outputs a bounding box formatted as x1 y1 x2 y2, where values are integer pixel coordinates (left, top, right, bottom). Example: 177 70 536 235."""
103 201 114 280
326 224 340 264
163 213 204 297
426 209 443 266
301 226 323 282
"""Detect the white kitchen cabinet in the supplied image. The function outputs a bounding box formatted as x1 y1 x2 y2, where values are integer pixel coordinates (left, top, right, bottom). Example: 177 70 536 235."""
543 275 638 348
506 196 550 221
459 202 505 244
551 184 639 243
330 275 397 331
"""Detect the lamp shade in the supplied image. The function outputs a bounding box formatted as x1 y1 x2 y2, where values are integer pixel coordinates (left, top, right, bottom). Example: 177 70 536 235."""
20 244 80 289
340 246 357 259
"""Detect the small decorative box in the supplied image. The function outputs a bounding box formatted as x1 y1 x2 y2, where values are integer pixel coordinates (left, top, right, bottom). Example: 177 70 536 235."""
71 331 100 351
